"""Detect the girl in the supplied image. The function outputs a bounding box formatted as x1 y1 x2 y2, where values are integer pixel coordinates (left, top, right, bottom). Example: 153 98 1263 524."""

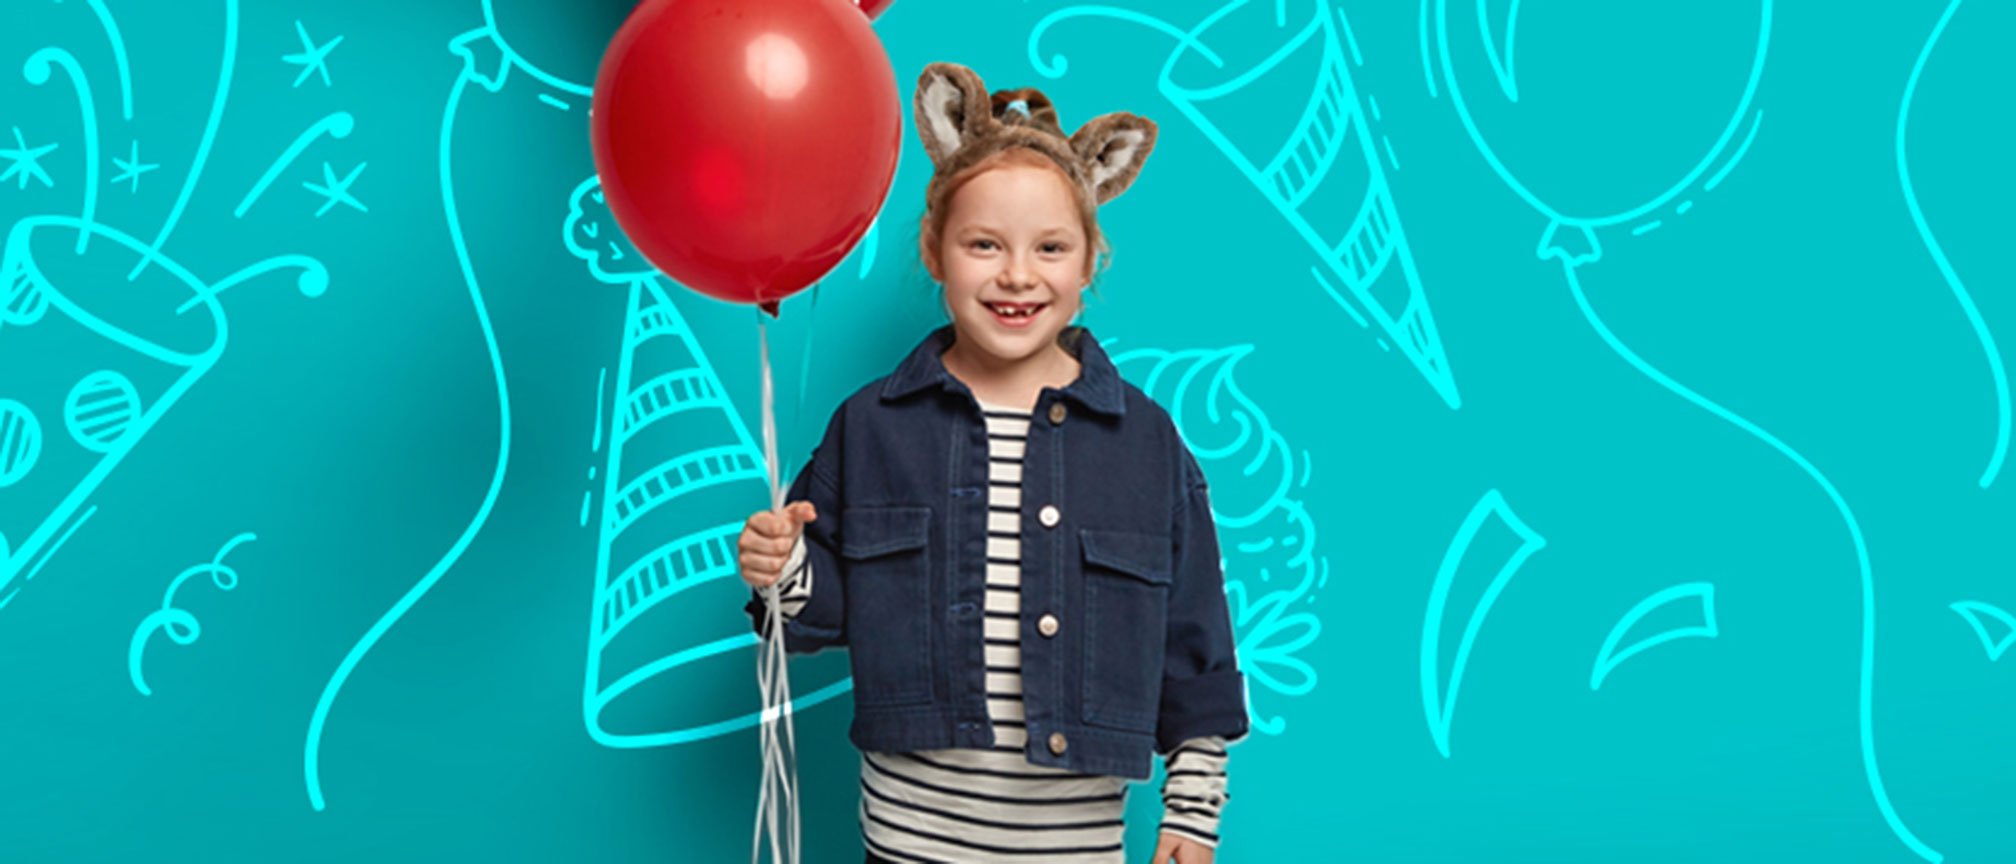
740 62 1248 864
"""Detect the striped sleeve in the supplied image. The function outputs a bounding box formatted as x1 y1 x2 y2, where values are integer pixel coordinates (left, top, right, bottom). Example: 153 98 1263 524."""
758 534 813 618
1159 735 1230 848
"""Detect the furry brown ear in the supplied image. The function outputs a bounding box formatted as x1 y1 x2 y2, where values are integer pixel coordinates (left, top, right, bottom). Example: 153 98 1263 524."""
914 63 994 167
1069 113 1158 204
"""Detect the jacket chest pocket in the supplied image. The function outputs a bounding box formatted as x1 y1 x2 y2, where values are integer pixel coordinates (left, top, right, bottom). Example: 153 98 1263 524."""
841 506 933 705
1079 527 1172 733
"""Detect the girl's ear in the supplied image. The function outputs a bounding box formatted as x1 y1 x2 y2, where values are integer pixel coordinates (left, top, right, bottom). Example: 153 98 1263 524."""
914 63 995 167
1069 113 1158 204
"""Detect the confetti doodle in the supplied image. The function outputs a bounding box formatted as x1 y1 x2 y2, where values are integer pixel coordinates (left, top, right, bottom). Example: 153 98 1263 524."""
74 0 133 120
1590 582 1719 691
301 161 367 217
1897 0 2007 490
128 1 236 280
234 112 356 219
1031 1 1462 409
128 532 256 696
1112 340 1328 735
1 128 59 191
24 47 100 249
281 20 343 89
1420 488 1544 759
1949 601 2014 662
109 140 157 193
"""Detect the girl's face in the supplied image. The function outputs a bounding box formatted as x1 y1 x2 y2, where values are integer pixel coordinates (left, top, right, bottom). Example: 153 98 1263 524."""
930 163 1091 367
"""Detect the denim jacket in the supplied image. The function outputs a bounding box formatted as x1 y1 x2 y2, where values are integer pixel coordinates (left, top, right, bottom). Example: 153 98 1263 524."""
744 323 1249 780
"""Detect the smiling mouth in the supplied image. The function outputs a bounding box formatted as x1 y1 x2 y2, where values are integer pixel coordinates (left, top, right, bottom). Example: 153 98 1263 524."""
984 301 1048 320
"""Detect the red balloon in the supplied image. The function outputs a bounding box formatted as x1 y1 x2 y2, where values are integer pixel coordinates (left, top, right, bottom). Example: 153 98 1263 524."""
856 0 896 19
592 0 900 315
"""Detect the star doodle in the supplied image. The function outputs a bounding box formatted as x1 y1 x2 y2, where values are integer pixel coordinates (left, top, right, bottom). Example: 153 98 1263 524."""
110 140 158 193
302 161 367 217
282 20 343 88
0 127 58 190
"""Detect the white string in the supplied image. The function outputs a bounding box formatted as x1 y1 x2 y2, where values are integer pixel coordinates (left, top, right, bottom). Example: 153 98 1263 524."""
753 314 802 864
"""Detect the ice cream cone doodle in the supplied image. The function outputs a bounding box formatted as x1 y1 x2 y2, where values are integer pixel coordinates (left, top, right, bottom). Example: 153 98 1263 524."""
1031 0 1462 410
1425 2 1939 860
2 1 329 612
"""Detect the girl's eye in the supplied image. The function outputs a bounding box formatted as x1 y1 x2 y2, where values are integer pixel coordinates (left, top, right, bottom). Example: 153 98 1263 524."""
1041 242 1068 254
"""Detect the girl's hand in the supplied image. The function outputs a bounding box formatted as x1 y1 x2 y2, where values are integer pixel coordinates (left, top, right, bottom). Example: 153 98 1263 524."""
1148 830 1214 864
738 501 817 588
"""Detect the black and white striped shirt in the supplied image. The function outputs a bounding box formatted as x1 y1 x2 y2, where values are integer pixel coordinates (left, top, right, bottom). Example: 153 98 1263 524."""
765 398 1231 861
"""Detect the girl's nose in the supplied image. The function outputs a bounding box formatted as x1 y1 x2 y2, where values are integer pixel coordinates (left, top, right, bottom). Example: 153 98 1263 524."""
997 257 1036 290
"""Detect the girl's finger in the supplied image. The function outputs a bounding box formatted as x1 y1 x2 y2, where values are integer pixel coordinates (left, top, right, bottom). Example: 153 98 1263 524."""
740 551 786 575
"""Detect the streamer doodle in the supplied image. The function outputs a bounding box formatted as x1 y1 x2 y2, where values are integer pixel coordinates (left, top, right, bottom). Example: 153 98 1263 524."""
129 533 257 696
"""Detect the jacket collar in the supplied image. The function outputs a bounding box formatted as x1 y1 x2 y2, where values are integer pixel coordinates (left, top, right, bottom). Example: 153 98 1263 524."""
879 323 1126 418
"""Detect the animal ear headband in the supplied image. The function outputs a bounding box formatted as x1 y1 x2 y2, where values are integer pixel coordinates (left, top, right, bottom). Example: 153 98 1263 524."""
912 61 1157 217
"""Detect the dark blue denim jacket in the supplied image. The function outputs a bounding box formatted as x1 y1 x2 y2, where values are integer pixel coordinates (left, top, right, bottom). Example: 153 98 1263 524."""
745 323 1249 780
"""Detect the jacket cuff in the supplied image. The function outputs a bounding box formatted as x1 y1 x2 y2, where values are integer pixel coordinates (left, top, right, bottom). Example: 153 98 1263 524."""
743 532 845 653
1156 668 1250 753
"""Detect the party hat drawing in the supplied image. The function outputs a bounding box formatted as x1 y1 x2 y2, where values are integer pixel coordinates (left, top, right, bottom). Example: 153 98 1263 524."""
1032 0 1460 409
583 277 851 748
0 216 322 608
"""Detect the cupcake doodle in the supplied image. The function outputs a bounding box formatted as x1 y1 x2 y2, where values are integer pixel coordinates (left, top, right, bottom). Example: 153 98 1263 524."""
1111 340 1327 735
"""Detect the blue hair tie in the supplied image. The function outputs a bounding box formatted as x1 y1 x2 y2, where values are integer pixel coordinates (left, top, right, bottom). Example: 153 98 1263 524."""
1005 99 1031 119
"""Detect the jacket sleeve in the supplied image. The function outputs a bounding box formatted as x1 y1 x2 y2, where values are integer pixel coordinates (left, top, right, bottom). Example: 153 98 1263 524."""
1156 444 1251 753
743 408 848 653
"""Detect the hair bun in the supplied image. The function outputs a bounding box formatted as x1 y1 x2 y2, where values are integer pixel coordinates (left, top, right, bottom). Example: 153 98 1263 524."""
990 87 1064 137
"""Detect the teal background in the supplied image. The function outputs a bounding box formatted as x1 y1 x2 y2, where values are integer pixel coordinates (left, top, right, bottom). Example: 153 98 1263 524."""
2 1 2012 862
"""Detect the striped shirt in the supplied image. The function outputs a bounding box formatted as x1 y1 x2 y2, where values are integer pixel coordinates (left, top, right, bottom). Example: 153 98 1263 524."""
764 398 1230 861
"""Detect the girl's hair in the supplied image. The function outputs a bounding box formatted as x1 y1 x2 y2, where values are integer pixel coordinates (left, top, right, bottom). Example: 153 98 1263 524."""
917 146 1113 308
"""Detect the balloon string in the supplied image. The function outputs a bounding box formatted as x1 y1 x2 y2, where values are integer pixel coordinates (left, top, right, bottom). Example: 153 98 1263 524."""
754 313 802 864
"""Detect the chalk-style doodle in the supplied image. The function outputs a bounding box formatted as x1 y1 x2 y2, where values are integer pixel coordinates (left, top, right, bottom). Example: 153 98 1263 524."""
1031 0 1461 410
304 27 513 812
1420 488 1544 759
62 370 142 452
1424 0 1767 259
0 215 324 608
25 48 99 244
582 276 852 748
2 128 60 191
1112 340 1328 735
129 0 236 281
129 533 256 696
308 13 846 807
1591 582 1719 691
0 400 42 485
281 20 343 89
1949 601 2014 662
69 0 134 121
1898 0 2006 490
109 140 157 193
302 161 367 217
563 177 652 286
1426 3 1938 859
235 113 355 219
